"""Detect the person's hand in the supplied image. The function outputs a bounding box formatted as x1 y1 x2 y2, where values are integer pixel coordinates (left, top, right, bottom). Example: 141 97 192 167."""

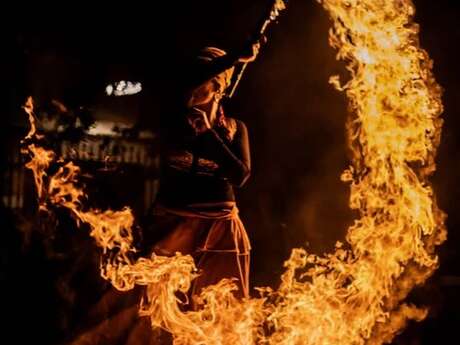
187 107 211 135
238 36 266 63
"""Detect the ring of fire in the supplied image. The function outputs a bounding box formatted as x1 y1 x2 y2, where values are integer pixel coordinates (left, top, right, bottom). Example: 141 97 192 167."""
22 0 446 344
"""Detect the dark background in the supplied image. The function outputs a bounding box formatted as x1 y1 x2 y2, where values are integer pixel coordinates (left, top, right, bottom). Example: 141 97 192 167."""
1 0 459 344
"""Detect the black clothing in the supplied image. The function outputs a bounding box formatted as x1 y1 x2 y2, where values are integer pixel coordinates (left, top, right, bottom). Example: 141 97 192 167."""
156 119 250 208
155 46 251 208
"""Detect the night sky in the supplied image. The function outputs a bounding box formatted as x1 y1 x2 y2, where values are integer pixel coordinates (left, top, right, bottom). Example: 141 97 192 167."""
2 0 460 344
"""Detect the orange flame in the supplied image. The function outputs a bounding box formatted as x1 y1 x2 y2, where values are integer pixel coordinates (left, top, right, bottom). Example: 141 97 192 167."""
22 96 43 141
21 98 53 208
260 0 446 343
22 0 446 343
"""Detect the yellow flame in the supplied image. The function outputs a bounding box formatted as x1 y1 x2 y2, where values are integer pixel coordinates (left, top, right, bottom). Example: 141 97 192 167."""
22 96 43 141
261 0 446 343
22 0 446 344
21 98 53 207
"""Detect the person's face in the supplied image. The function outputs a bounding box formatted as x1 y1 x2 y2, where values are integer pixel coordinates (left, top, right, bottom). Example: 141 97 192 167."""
186 74 227 108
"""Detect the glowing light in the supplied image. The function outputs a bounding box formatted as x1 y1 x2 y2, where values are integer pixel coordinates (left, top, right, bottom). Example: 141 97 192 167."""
106 81 142 96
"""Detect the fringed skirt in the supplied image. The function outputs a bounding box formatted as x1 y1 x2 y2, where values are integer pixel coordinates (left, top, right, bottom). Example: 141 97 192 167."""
66 202 250 344
150 201 251 300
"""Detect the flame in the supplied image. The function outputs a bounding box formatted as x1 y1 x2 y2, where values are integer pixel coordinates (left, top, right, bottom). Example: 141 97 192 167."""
261 0 446 343
21 0 446 344
21 98 53 207
23 114 263 343
22 96 43 141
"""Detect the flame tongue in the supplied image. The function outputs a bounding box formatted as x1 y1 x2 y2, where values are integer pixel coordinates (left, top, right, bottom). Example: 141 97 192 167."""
22 0 445 344
262 0 446 343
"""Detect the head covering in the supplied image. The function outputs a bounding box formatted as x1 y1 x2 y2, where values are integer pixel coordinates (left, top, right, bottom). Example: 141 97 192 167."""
194 47 237 141
197 47 235 89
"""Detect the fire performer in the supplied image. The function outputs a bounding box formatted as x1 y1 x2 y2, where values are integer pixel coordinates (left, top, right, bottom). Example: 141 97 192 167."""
66 43 261 345
145 43 260 304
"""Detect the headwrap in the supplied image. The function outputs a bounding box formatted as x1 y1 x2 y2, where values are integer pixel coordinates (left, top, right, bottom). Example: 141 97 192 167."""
196 47 237 141
197 47 235 89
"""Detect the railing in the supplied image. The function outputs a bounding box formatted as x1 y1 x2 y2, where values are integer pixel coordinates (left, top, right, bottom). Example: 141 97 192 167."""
1 128 159 215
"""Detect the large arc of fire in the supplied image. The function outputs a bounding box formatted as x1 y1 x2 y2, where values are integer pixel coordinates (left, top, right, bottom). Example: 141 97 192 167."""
21 0 445 344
